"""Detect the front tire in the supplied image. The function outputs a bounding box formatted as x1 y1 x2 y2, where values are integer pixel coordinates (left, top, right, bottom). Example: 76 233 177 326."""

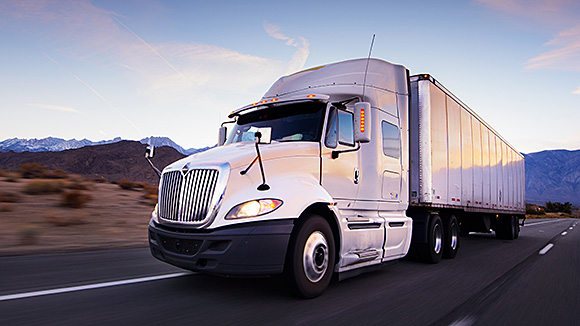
287 214 335 298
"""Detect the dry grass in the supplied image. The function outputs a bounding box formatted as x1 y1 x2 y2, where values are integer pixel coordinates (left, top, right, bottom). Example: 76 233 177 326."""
44 210 87 226
61 191 92 208
0 178 157 256
18 225 41 245
0 203 14 212
0 191 20 203
117 179 141 190
23 180 66 195
0 171 20 182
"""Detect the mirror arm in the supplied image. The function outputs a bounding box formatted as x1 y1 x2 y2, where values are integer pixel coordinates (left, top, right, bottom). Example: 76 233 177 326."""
146 157 161 177
331 142 361 159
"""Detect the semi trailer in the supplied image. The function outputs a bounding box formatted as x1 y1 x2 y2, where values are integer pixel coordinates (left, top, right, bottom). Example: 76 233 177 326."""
147 58 525 298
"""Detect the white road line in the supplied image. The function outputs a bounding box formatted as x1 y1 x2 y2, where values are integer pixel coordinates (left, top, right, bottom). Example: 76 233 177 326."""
525 220 567 227
0 272 190 302
561 231 568 236
539 243 554 255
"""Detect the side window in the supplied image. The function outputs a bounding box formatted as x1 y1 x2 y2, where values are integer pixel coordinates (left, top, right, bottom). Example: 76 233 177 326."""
338 110 355 147
382 121 400 158
325 107 338 148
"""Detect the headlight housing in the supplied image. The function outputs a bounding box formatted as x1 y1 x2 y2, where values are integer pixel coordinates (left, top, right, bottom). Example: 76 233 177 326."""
225 199 283 219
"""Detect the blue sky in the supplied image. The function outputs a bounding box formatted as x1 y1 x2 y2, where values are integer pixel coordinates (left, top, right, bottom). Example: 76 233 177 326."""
1 0 579 153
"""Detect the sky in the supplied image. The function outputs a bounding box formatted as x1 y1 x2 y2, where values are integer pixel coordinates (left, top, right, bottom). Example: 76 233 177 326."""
0 0 579 154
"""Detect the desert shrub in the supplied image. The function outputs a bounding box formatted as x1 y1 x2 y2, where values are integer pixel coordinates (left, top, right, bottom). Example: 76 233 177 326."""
65 175 90 190
19 163 48 178
0 191 20 203
18 163 69 179
61 191 92 208
143 184 158 196
0 203 13 212
23 180 66 195
42 169 68 179
117 179 141 190
19 225 40 245
92 176 107 183
4 171 20 182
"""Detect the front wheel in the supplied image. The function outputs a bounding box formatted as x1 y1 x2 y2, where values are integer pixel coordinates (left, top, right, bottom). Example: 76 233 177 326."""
287 214 335 298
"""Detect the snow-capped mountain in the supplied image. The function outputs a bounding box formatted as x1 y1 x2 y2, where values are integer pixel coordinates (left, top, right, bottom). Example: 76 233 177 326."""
0 136 212 156
138 137 214 156
0 137 122 153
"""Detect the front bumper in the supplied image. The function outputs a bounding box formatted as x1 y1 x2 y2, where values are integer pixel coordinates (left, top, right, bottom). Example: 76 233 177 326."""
148 219 294 276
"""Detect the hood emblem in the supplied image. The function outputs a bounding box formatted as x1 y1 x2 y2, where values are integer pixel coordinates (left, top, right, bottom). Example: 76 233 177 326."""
182 164 189 174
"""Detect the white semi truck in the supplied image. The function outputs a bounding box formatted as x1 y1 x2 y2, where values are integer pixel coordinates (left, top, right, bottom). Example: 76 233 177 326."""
147 58 525 298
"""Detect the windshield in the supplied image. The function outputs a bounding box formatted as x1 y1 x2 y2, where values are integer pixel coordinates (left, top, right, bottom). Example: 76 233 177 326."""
226 101 326 144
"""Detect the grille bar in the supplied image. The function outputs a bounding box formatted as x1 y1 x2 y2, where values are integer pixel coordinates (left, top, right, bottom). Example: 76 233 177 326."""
159 169 219 224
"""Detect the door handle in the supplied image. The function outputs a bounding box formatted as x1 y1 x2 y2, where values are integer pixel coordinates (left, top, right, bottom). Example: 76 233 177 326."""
354 168 360 184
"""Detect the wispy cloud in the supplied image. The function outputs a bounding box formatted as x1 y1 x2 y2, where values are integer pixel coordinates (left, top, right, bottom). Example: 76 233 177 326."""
1 0 310 106
525 24 580 71
28 104 80 113
475 0 580 91
474 0 579 26
573 86 580 95
264 22 310 74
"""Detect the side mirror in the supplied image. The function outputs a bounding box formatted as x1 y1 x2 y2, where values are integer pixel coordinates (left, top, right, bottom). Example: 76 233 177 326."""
354 102 371 143
218 126 227 146
255 127 272 144
145 145 155 159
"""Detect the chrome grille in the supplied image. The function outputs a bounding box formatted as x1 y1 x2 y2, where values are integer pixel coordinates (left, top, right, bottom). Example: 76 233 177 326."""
159 169 219 223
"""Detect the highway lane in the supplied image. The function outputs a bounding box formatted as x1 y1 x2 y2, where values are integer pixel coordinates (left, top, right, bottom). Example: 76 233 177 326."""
0 218 577 326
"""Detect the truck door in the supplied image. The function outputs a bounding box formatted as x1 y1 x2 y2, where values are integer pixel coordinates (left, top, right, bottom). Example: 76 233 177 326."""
322 105 384 268
321 106 359 202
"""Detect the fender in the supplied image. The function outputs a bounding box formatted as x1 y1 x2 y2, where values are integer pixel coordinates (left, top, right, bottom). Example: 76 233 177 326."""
209 172 335 229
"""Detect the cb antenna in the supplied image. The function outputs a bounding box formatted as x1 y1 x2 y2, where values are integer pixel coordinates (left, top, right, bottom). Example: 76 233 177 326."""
362 34 375 100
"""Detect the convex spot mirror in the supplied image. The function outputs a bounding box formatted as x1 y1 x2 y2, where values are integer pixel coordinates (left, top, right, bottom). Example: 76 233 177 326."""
354 102 371 143
145 145 155 158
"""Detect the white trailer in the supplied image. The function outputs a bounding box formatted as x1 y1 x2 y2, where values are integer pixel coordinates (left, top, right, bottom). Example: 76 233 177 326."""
147 58 525 298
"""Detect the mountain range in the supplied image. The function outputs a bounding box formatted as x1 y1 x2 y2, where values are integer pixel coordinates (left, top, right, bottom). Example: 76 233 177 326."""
524 149 580 206
0 141 185 185
0 137 578 206
0 136 212 156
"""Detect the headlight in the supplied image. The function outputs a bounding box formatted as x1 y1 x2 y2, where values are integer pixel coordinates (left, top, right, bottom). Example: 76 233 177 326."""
225 199 283 219
152 203 159 222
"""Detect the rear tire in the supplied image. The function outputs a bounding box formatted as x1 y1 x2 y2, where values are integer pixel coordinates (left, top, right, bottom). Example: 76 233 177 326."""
513 216 520 239
443 215 459 259
420 215 443 264
287 214 335 298
496 215 516 240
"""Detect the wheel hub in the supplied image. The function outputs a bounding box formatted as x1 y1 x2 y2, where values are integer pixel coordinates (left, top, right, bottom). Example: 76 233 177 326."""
303 231 329 283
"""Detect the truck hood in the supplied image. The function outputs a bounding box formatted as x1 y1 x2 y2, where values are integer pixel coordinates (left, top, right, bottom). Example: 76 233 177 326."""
163 141 320 172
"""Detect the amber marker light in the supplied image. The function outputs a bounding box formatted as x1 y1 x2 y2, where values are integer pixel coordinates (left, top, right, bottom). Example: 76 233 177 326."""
306 94 316 98
360 108 366 132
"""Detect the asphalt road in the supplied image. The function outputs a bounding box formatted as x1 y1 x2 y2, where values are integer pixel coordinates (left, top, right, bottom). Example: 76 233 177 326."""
0 218 578 326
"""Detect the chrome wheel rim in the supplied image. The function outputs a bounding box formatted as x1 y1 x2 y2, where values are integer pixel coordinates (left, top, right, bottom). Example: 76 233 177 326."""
450 222 458 251
433 224 442 254
303 231 329 283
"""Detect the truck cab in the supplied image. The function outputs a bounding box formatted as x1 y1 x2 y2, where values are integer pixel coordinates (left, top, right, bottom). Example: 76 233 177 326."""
148 58 413 297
